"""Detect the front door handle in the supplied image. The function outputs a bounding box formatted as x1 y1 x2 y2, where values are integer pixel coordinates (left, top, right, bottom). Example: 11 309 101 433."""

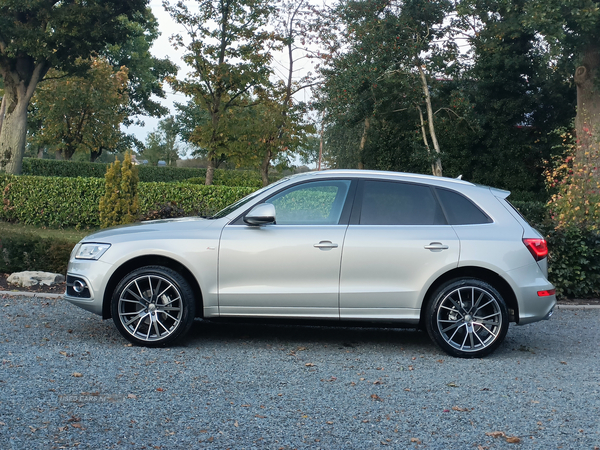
424 242 449 250
314 241 339 249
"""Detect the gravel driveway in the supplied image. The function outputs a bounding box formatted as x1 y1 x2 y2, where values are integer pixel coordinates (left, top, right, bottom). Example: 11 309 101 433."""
1 294 599 449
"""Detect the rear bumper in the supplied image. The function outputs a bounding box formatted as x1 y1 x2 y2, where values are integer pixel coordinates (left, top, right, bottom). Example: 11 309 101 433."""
506 263 556 325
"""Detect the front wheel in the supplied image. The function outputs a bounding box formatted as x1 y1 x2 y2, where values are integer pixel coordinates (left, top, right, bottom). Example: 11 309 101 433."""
111 266 196 346
425 279 509 358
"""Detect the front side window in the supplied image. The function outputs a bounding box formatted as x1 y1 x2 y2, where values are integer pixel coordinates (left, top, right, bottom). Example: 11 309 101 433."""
266 180 351 225
359 180 446 225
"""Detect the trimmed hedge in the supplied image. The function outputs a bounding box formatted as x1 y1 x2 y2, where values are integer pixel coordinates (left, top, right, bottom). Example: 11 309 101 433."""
1 174 255 228
0 230 73 274
21 158 271 187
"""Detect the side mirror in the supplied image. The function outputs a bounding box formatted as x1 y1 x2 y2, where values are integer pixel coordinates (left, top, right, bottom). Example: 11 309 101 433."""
244 203 276 226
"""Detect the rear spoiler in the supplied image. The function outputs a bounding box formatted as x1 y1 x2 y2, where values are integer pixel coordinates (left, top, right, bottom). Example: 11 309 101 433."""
490 187 510 199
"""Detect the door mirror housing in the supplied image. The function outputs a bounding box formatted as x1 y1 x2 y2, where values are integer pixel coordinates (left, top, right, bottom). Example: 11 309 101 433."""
244 203 276 226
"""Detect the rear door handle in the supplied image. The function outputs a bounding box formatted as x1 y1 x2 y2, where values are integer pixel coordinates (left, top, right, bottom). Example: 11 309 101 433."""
424 242 449 250
314 241 339 249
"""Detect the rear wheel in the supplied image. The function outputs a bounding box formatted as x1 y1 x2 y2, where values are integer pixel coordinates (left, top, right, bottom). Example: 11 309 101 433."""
111 266 195 346
425 278 509 358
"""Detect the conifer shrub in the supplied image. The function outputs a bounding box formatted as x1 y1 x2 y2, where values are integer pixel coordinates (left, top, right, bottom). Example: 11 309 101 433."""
99 151 140 228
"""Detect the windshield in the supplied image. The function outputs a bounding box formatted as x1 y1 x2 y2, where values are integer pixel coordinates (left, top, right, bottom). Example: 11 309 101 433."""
210 177 290 219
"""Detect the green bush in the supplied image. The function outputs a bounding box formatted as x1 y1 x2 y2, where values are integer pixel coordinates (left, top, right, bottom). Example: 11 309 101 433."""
22 158 108 178
1 173 105 228
542 225 600 299
511 200 549 226
0 174 255 228
0 231 73 274
140 182 255 217
99 152 140 228
22 157 275 187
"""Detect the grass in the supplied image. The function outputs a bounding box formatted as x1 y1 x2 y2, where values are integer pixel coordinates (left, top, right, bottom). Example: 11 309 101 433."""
0 221 97 243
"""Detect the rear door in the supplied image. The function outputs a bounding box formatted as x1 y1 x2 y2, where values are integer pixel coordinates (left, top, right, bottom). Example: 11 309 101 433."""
340 180 460 320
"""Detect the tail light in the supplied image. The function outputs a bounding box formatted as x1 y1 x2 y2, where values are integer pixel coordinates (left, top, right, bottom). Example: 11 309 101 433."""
523 238 548 261
537 289 555 297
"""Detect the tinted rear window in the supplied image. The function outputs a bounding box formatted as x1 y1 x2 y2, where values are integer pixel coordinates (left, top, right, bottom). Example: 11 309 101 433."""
360 181 446 225
436 188 491 225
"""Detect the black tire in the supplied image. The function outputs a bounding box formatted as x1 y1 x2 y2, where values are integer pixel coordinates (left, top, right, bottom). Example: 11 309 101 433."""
425 278 509 358
111 266 196 347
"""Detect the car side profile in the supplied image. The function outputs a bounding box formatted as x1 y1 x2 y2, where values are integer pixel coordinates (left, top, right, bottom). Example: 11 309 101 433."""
65 170 556 358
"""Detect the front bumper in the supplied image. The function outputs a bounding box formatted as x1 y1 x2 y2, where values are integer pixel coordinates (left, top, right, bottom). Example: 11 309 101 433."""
64 259 113 316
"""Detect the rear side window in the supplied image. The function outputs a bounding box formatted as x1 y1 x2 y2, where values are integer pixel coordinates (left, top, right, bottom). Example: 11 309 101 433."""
360 181 446 225
436 188 491 225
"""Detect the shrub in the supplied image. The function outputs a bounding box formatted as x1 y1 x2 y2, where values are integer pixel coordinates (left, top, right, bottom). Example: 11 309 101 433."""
141 202 187 221
542 225 600 299
22 158 108 178
511 201 549 226
1 173 104 228
99 152 140 228
0 231 73 274
22 157 277 186
139 182 255 217
0 173 256 228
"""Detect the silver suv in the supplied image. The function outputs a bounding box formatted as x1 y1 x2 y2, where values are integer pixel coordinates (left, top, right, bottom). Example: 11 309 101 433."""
65 170 556 358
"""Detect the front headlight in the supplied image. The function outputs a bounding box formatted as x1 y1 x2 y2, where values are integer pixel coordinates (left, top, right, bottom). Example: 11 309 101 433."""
75 243 111 260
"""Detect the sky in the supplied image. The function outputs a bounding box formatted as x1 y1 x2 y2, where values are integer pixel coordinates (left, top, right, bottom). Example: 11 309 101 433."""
126 0 186 143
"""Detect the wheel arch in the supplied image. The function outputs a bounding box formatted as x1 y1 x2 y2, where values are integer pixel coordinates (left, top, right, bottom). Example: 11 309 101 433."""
102 255 203 320
419 266 518 326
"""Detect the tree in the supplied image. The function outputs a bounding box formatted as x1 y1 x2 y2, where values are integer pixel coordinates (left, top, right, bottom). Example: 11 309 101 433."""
165 0 275 185
315 0 456 176
451 0 575 198
142 116 183 166
522 0 600 175
0 0 148 174
28 57 129 162
255 0 316 186
104 9 178 123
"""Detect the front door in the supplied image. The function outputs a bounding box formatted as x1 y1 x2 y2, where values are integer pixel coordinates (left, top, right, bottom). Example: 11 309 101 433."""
218 179 354 318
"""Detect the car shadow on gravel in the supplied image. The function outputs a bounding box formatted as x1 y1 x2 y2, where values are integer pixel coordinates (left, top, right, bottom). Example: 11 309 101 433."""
181 318 437 352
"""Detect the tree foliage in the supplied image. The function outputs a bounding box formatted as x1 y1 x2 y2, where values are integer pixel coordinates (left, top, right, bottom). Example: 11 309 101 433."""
104 9 178 122
164 0 275 185
0 0 148 174
315 0 575 200
28 57 129 162
142 116 183 166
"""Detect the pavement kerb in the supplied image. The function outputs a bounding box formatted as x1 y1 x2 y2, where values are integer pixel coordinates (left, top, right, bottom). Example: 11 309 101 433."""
2 290 599 309
1 291 64 299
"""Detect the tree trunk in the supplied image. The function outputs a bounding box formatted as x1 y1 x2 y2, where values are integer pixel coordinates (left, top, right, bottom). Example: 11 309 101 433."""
0 60 48 174
358 117 370 170
91 148 103 162
0 94 6 137
205 151 216 185
417 65 443 177
416 104 437 176
574 46 600 175
0 100 29 174
260 148 272 187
